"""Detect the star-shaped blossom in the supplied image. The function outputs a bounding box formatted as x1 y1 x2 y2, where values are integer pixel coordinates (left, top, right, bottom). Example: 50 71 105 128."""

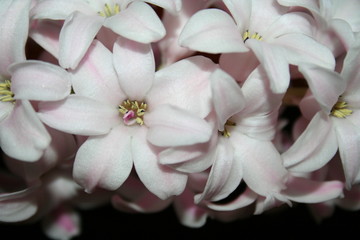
278 0 360 56
282 35 360 189
38 38 215 199
179 0 335 93
0 0 72 162
31 0 182 69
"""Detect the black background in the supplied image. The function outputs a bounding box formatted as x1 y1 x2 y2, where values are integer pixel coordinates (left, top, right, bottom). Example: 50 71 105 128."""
0 202 359 239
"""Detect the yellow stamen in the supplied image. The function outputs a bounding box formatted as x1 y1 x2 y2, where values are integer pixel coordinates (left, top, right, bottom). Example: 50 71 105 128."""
0 80 15 103
330 100 352 118
98 3 120 17
219 120 236 138
243 30 263 42
118 100 147 126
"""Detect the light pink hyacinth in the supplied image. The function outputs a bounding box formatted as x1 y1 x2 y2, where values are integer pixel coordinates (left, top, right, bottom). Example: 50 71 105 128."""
31 0 182 69
179 0 335 93
37 38 215 200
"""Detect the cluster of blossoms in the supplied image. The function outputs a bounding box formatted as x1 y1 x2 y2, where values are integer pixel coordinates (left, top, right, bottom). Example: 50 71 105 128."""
1 0 360 238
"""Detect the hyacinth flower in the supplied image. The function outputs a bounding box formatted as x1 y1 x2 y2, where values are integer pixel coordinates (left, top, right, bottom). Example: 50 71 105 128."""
37 37 215 200
0 0 59 162
187 67 343 214
278 0 360 57
283 35 360 189
31 0 182 69
179 0 335 93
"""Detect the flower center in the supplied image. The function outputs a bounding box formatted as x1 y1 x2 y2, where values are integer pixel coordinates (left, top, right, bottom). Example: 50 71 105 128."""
98 3 120 17
330 99 352 118
219 120 236 138
243 30 263 43
118 100 147 126
0 80 15 103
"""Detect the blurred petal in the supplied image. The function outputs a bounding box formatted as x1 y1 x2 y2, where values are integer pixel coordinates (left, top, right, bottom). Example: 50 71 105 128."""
43 207 81 240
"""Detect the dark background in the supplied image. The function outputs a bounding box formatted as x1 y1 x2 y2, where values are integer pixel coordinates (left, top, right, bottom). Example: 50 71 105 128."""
0 202 359 239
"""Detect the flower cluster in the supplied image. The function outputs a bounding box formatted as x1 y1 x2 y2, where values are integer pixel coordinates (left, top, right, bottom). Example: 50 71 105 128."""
1 0 360 238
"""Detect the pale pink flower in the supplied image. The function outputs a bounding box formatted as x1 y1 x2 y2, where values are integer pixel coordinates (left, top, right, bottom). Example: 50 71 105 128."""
282 36 360 188
31 0 182 69
191 68 343 213
0 0 63 162
179 0 335 93
278 0 360 56
38 38 215 199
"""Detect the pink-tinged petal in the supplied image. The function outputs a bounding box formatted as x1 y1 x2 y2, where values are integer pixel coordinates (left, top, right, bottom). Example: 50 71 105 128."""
179 9 248 54
29 20 61 59
113 37 154 100
133 127 188 200
145 104 212 147
0 0 30 77
233 132 289 198
298 63 345 114
283 176 344 203
0 178 40 222
0 100 51 162
195 138 242 203
30 0 94 19
223 0 251 31
333 118 360 188
330 19 355 51
173 189 208 228
43 207 80 240
206 187 258 211
144 0 182 14
282 112 338 172
9 60 71 101
276 33 336 69
70 40 125 105
211 69 245 131
246 39 290 94
148 56 215 118
73 125 133 193
59 11 104 69
219 52 259 83
104 1 165 43
38 95 119 136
